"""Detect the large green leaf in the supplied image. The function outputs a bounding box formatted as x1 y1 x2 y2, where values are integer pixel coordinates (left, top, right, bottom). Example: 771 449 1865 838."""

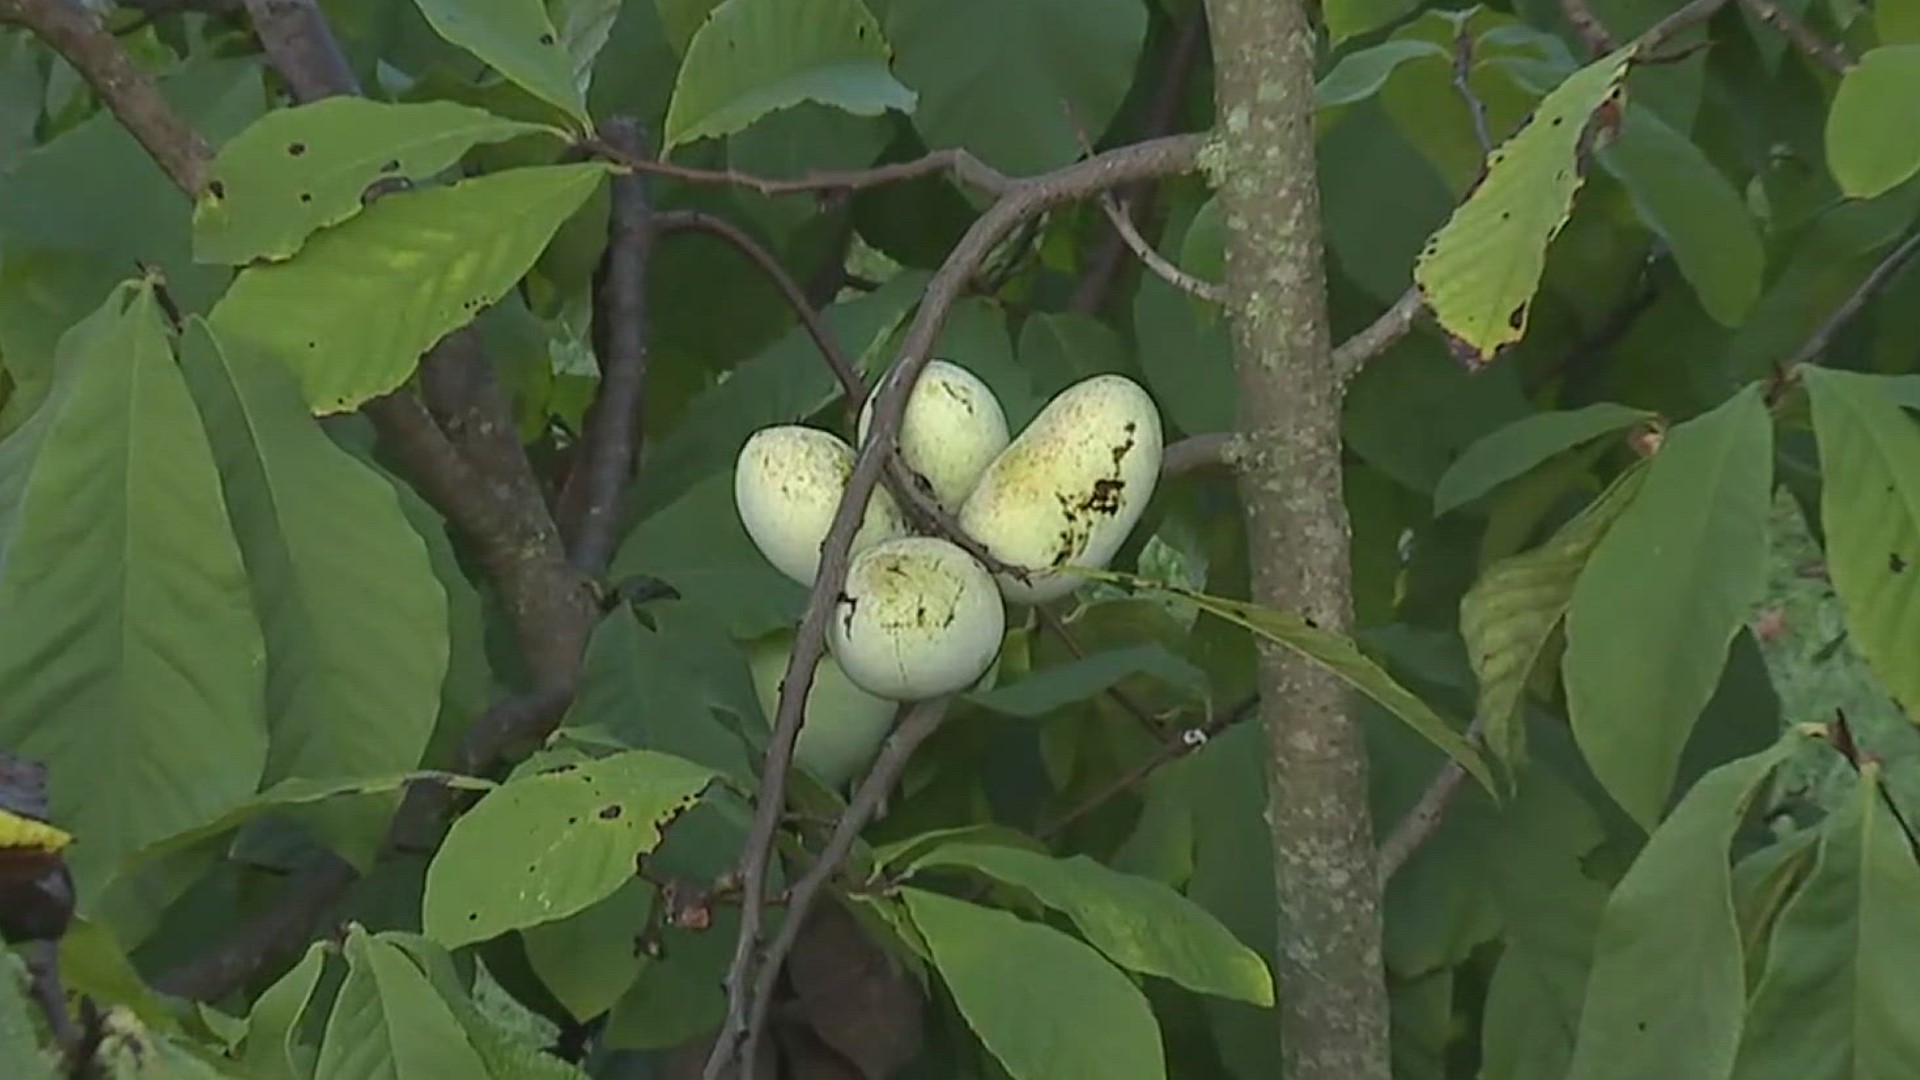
1563 735 1799 1080
1434 402 1653 514
1732 768 1920 1079
1326 0 1421 46
1825 46 1920 199
177 321 448 839
1806 369 1920 718
1313 40 1450 109
1564 386 1773 829
964 645 1207 719
314 929 489 1080
901 887 1166 1080
241 944 329 1080
885 0 1148 175
663 0 916 149
907 842 1273 1005
207 162 611 414
0 282 267 898
1601 105 1763 327
409 0 590 128
423 750 717 947
1413 46 1636 363
1082 570 1495 795
522 879 656 1022
194 99 561 265
611 470 808 639
1460 461 1647 779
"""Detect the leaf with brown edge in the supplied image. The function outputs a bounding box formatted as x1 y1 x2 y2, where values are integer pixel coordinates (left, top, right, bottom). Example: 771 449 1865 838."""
1460 460 1648 784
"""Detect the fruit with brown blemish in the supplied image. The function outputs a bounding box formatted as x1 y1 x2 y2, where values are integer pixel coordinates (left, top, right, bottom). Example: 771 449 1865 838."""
828 536 1006 701
857 359 1010 512
734 425 906 587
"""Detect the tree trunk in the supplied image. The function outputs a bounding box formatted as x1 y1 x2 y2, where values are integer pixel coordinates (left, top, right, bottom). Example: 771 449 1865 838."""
1202 1 1394 1077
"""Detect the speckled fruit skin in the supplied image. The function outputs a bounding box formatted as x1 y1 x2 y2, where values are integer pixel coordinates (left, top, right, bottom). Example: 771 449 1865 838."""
734 425 906 587
857 359 1011 512
748 632 897 790
956 374 1164 603
828 536 1006 701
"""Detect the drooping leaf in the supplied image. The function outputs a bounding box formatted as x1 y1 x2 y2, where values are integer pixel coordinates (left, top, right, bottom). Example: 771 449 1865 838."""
177 321 449 856
241 944 329 1080
1564 385 1773 829
901 887 1166 1080
554 0 624 95
1601 105 1763 327
207 162 612 414
422 750 717 947
1314 40 1450 109
1732 768 1920 1079
1825 46 1920 199
522 879 656 1022
1413 46 1636 363
1805 368 1920 717
964 645 1207 719
194 98 562 265
1434 402 1653 514
1460 461 1647 778
1081 570 1495 795
1563 735 1800 1080
885 0 1149 175
663 0 916 149
0 282 266 898
907 842 1273 1005
314 928 489 1080
409 0 591 128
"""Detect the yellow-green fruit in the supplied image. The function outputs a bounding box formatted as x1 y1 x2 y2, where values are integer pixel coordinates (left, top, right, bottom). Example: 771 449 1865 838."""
748 632 897 790
734 425 906 587
957 374 1163 603
829 536 1006 701
858 359 1011 512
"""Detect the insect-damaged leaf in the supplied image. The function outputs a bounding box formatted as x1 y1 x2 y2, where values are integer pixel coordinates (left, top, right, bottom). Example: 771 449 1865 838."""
1413 46 1636 364
422 750 717 948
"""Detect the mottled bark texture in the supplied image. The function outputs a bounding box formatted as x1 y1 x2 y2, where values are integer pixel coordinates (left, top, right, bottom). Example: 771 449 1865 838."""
1202 1 1394 1077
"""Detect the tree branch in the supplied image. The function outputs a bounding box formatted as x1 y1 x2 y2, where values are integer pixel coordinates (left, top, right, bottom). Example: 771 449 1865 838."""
558 118 657 576
0 0 212 194
588 142 1013 201
1161 432 1237 477
1039 694 1257 839
702 131 1206 1080
1786 228 1920 370
1334 289 1425 381
1375 724 1486 885
238 0 359 98
1095 195 1225 303
1737 0 1852 72
1560 0 1617 55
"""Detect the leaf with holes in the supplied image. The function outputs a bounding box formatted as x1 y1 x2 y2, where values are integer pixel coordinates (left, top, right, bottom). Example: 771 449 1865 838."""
207 162 610 415
1413 46 1635 363
410 0 590 128
422 750 717 948
1435 402 1653 514
1461 460 1646 780
1079 569 1494 795
1806 368 1920 717
194 98 562 265
1826 46 1920 199
664 0 916 149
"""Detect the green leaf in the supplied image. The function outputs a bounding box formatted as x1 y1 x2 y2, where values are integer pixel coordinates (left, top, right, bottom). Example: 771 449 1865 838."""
194 98 561 265
207 163 611 414
655 0 726 53
1082 570 1496 795
0 282 267 898
1826 46 1920 199
523 879 656 1021
1601 106 1763 327
423 750 717 947
907 842 1273 1005
901 887 1166 1080
177 321 449 846
241 945 328 1080
1413 46 1636 363
1315 40 1450 109
886 0 1148 175
1326 0 1421 46
1806 369 1920 717
612 470 808 639
663 0 916 149
1434 402 1653 514
1732 768 1920 1079
964 645 1207 719
315 928 489 1080
0 954 59 1080
1564 385 1773 829
1461 461 1647 778
409 0 590 128
1884 0 1920 44
1563 735 1800 1080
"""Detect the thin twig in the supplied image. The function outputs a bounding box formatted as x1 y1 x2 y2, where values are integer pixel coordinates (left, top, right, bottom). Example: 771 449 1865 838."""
1636 0 1734 49
1561 0 1618 55
238 0 359 98
1375 758 1472 885
703 131 1208 1080
587 142 1013 201
1039 694 1258 839
559 118 657 576
1161 432 1236 477
1737 0 1852 72
1096 195 1225 303
737 699 951 1080
0 0 212 193
1828 710 1920 860
1452 29 1493 155
1785 228 1920 370
1036 606 1169 740
1333 289 1425 381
